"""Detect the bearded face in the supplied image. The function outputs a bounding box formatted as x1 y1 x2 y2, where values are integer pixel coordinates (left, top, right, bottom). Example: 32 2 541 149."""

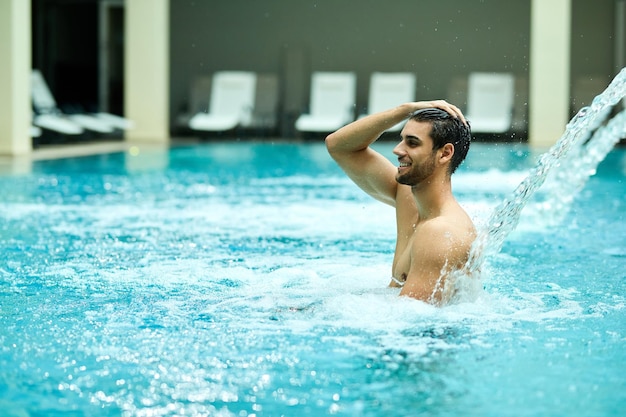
394 120 440 187
395 148 438 186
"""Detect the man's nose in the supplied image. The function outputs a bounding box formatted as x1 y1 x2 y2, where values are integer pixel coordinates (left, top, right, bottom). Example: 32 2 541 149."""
393 142 404 156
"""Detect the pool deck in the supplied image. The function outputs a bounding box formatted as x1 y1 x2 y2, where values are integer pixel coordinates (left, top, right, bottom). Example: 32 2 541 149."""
0 136 326 173
0 139 203 173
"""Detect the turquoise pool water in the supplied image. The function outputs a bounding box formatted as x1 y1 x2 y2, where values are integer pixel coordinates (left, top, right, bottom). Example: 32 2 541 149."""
0 141 624 416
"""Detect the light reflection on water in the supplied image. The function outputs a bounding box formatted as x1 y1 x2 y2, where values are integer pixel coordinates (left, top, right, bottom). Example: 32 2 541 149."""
0 142 624 416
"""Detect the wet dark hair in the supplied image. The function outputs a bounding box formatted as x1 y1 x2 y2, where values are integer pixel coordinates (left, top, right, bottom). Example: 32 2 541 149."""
409 108 472 174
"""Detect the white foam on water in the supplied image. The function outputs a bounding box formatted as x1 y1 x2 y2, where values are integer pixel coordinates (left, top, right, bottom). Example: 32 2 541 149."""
39 248 591 367
453 169 530 195
24 173 538 258
9 163 595 350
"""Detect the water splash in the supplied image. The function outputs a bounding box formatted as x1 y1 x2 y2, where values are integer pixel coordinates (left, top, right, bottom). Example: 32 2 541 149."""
466 68 626 274
537 107 626 225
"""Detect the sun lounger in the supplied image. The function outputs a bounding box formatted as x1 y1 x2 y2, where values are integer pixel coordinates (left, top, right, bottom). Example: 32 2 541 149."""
465 72 515 133
295 72 357 132
360 72 416 131
31 69 131 134
188 71 257 131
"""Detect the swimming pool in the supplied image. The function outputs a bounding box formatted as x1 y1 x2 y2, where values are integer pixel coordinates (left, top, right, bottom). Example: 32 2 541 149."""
0 140 624 416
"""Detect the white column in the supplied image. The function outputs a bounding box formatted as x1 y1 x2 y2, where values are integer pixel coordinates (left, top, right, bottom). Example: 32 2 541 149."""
0 0 32 156
124 0 169 142
529 0 572 148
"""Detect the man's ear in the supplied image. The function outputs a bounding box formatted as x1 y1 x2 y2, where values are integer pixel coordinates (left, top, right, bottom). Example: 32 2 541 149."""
439 143 454 164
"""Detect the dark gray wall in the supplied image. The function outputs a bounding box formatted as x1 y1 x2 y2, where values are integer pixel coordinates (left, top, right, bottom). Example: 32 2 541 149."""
571 0 616 82
170 0 616 135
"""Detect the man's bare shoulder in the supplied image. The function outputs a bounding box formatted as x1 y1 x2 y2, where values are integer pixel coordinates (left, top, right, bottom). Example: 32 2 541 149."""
414 213 476 259
402 213 476 302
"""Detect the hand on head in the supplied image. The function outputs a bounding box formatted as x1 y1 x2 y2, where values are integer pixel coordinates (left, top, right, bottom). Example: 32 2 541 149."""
412 100 468 126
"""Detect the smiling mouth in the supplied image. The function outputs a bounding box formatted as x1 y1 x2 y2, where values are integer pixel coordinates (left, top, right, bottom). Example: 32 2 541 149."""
398 162 411 171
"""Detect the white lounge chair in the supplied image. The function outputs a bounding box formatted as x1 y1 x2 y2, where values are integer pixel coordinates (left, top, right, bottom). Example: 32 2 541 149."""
295 72 357 132
465 72 515 133
31 69 129 134
93 112 135 130
30 125 42 138
188 71 257 131
30 70 84 135
31 113 84 135
360 72 416 132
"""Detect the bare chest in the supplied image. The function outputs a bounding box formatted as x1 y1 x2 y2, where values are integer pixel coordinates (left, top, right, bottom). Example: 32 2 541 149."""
391 225 417 284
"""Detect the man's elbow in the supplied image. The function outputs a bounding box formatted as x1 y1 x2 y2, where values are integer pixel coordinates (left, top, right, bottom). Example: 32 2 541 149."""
325 132 338 151
324 132 342 158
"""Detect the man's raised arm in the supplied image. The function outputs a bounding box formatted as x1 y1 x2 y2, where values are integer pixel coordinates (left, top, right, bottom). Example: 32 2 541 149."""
324 104 415 206
325 100 465 206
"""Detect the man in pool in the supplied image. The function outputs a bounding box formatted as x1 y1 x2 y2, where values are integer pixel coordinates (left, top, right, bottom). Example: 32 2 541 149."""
325 100 475 304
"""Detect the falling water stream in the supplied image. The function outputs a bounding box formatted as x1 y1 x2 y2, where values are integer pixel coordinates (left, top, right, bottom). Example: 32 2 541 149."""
466 68 626 276
538 106 626 225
